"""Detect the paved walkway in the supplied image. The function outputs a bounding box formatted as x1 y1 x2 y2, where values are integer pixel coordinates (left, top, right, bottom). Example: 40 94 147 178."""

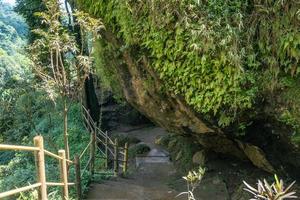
86 126 230 200
86 126 186 200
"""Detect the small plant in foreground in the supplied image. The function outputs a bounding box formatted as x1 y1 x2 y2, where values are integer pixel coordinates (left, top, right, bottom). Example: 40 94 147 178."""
177 167 206 200
243 175 297 200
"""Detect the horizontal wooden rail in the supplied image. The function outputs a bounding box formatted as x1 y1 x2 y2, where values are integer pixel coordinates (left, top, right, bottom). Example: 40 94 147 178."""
0 183 41 198
46 182 75 186
94 171 114 175
66 159 74 164
44 149 63 160
44 149 73 164
0 144 39 152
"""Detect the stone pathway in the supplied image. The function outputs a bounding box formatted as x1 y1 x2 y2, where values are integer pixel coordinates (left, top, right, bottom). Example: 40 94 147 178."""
86 126 230 200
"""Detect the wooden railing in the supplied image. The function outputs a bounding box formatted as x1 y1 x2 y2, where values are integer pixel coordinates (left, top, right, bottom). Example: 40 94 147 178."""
0 136 75 200
81 105 129 177
0 105 130 200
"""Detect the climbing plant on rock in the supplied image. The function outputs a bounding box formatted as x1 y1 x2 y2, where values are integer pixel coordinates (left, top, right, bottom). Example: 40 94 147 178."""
75 0 300 130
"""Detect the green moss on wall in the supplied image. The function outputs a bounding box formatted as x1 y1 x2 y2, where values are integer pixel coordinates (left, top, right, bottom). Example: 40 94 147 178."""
77 0 300 128
93 39 125 101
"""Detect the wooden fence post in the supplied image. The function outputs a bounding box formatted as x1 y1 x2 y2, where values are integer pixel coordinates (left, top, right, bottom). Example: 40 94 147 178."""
90 130 96 176
34 136 48 200
59 150 69 200
114 138 119 177
123 142 129 175
75 156 82 200
105 131 108 169
123 142 128 175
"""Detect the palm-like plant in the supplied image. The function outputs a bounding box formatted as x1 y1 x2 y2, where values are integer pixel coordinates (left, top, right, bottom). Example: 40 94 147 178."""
243 175 297 200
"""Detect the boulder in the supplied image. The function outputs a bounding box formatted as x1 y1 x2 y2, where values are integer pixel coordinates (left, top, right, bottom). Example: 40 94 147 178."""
236 140 275 173
129 142 151 158
192 150 207 166
231 184 252 200
193 175 230 200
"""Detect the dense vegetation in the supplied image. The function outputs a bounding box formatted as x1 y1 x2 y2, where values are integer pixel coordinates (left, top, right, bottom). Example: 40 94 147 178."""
0 1 95 199
68 0 300 178
0 1 31 145
76 0 300 133
0 0 300 198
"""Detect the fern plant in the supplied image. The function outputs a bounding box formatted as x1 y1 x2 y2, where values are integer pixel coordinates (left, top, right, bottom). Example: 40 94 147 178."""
243 175 297 200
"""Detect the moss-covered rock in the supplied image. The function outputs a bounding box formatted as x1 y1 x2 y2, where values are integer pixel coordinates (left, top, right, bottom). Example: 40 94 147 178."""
74 0 300 174
128 143 151 158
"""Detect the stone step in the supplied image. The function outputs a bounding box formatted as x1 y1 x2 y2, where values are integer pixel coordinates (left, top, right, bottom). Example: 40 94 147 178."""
135 148 170 167
135 156 170 167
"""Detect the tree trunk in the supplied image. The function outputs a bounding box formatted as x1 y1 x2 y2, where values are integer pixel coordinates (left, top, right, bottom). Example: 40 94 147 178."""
84 74 100 124
63 96 70 160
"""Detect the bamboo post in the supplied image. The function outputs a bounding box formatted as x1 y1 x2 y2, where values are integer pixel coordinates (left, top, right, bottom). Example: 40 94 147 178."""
34 136 48 200
105 131 108 169
113 138 119 177
59 150 69 200
123 142 129 175
89 130 96 176
75 156 82 200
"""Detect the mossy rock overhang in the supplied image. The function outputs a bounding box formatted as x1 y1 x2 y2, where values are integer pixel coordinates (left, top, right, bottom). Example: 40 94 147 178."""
74 0 300 176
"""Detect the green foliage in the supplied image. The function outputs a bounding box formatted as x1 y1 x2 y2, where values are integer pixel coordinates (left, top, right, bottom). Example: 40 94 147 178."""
15 0 45 42
273 76 300 145
93 40 125 102
279 111 299 132
0 2 33 145
0 2 104 198
157 135 200 173
0 102 91 199
76 0 300 128
0 2 31 88
29 0 104 101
